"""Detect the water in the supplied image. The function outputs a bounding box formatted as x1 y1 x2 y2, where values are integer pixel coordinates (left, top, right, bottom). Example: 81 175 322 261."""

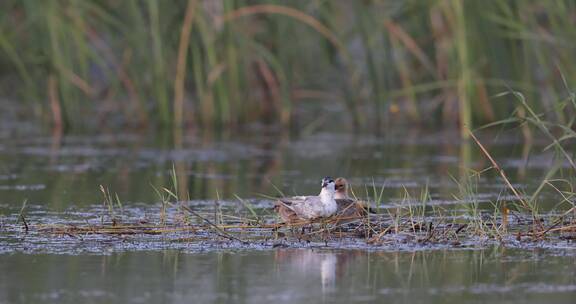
0 127 562 209
1 248 575 303
1 127 575 303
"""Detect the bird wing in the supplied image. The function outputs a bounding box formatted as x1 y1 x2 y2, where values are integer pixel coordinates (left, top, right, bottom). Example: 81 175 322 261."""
336 198 356 213
274 203 300 223
335 199 379 220
336 198 355 209
355 200 377 214
337 199 376 213
276 196 307 207
276 196 323 219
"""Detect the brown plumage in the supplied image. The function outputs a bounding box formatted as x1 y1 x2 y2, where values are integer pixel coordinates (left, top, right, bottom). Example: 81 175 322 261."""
334 177 375 222
274 202 302 223
334 177 349 200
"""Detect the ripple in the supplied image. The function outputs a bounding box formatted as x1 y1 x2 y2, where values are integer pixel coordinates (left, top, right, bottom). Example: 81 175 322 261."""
0 184 46 191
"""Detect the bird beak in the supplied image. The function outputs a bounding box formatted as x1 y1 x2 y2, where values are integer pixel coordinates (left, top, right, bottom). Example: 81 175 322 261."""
322 181 328 188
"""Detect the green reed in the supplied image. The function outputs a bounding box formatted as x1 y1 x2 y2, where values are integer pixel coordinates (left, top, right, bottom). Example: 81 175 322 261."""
1 0 576 132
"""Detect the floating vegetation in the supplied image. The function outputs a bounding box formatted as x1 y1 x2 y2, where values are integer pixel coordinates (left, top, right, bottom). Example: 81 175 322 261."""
2 194 576 255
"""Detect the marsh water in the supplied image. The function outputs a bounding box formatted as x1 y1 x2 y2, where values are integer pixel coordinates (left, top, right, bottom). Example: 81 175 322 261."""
2 248 575 303
1 126 576 303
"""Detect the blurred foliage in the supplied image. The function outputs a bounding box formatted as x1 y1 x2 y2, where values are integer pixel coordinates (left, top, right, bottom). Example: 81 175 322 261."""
0 0 575 134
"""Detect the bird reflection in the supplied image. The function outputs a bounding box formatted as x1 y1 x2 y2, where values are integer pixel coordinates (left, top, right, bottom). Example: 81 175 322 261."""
274 249 362 293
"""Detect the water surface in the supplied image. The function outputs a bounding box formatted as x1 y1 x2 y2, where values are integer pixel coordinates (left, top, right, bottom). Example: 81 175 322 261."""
0 128 562 209
1 127 574 303
2 248 575 304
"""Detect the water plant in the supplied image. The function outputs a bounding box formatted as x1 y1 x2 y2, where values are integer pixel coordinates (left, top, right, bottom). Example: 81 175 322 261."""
99 185 123 224
1 1 576 134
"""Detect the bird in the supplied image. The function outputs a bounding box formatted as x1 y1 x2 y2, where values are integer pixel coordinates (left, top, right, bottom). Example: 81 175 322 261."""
274 177 338 223
334 177 350 200
333 177 375 221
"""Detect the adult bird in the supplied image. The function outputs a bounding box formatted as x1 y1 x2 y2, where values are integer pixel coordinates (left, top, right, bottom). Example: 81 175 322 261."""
274 177 338 223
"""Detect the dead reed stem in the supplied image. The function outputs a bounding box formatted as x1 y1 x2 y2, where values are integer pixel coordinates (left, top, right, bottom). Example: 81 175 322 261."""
179 204 248 244
174 0 198 128
468 130 530 210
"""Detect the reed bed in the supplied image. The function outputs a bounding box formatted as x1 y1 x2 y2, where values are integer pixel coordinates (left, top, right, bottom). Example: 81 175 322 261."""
29 199 576 249
1 1 576 134
30 169 576 249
